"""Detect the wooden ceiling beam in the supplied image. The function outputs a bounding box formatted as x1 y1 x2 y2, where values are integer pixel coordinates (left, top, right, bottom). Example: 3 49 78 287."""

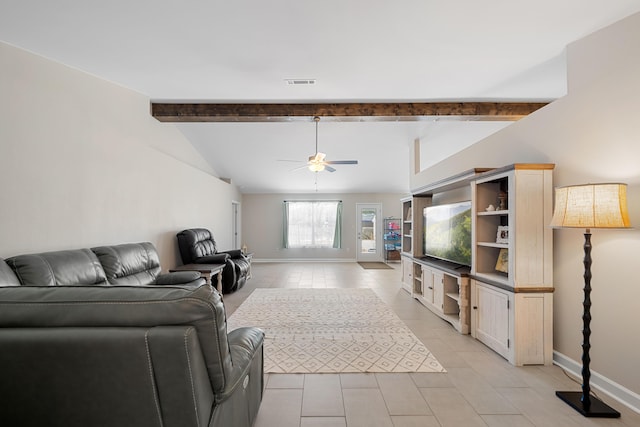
150 102 548 122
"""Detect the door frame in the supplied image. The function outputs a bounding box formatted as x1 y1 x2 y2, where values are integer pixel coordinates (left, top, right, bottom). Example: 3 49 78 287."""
356 203 383 262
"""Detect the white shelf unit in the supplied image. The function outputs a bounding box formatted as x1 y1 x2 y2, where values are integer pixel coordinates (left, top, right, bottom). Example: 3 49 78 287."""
470 164 555 366
412 258 470 334
401 197 413 255
471 164 554 289
400 196 431 258
400 197 415 294
401 164 555 365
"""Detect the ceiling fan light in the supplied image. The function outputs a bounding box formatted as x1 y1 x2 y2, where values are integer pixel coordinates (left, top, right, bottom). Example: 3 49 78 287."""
308 163 325 172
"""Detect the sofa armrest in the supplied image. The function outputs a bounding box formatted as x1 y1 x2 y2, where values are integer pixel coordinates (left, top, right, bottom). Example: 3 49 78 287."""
216 326 265 402
155 271 203 286
147 326 214 427
218 249 244 259
195 253 230 264
0 259 20 286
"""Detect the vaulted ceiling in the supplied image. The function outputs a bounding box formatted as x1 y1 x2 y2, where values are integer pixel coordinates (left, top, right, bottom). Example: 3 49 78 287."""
2 1 639 193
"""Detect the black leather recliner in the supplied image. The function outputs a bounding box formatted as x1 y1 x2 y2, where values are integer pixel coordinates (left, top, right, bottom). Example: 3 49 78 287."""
177 228 250 293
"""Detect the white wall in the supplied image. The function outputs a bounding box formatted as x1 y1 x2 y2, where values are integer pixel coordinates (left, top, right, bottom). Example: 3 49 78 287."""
411 13 640 406
0 42 241 268
242 193 402 261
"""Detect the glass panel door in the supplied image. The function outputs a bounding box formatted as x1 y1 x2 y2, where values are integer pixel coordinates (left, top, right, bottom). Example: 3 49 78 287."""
356 203 382 262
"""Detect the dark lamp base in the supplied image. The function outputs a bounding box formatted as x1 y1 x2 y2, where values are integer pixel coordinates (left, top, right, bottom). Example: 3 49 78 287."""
556 391 621 418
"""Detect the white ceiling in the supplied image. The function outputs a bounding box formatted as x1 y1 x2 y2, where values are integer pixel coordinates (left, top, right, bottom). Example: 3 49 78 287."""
2 1 640 193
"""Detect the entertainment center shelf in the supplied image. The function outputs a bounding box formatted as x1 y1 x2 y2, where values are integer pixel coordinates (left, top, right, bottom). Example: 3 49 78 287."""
401 163 555 366
477 243 508 248
406 256 471 334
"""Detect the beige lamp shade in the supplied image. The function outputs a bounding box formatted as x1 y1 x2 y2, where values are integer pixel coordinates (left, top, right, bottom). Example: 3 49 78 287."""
550 183 631 229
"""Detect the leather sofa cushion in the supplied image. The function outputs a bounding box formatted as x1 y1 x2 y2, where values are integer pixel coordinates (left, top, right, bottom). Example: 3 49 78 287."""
0 259 20 286
6 249 108 286
92 242 161 285
0 283 233 393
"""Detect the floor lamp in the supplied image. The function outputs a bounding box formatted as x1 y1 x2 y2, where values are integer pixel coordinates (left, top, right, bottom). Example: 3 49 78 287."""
550 183 631 418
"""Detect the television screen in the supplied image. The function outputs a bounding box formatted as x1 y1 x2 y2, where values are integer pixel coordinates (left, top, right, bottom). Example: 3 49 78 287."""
423 201 472 266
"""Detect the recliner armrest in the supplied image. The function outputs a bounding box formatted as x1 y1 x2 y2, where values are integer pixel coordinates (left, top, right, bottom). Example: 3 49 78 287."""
218 249 244 259
216 326 265 402
155 271 203 286
195 253 230 264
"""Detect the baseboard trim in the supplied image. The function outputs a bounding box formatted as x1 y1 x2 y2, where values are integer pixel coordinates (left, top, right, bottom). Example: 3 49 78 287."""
553 351 640 414
253 258 357 263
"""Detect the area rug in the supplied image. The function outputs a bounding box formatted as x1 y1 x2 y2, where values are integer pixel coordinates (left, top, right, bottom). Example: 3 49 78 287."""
227 288 445 373
357 262 393 269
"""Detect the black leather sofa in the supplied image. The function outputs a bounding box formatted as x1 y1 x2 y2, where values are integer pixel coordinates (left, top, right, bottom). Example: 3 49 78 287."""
0 242 264 427
177 228 251 293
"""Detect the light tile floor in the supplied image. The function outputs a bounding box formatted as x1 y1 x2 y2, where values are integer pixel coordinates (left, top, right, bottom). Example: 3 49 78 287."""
222 262 640 427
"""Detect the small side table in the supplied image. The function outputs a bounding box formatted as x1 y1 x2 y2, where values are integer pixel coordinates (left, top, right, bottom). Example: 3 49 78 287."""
170 263 225 293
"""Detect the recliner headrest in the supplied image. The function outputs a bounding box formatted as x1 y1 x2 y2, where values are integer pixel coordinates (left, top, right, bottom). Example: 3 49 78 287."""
177 228 218 264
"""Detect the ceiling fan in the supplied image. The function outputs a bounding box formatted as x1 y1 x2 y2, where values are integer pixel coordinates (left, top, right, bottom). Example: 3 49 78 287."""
283 116 358 173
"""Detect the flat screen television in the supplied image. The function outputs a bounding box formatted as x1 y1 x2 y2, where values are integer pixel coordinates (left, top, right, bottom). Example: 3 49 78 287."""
423 201 472 266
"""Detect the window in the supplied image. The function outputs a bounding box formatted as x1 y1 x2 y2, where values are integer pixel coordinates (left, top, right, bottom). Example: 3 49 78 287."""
283 201 342 248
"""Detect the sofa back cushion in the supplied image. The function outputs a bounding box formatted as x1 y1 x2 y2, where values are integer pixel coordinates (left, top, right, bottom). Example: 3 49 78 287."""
0 259 21 286
6 249 108 286
92 242 161 286
0 284 232 394
177 228 218 264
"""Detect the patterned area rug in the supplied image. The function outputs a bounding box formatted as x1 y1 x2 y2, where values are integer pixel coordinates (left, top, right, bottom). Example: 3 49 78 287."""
227 288 446 373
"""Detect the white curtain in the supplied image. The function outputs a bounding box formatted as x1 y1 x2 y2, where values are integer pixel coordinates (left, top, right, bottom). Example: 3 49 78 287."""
283 201 342 249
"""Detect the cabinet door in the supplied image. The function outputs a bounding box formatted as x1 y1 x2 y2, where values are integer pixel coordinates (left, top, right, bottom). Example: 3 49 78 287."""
402 258 413 286
474 284 510 359
514 293 550 365
432 270 444 311
422 267 434 303
401 257 413 294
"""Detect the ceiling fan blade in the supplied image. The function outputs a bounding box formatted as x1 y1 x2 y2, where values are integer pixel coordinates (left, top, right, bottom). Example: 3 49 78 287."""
289 164 311 172
325 165 336 172
278 159 305 163
325 160 358 165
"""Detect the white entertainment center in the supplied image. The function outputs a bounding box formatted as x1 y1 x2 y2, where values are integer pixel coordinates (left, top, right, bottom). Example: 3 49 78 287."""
401 164 555 366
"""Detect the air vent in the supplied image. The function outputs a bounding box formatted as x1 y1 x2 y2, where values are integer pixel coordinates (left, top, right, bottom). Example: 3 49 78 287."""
285 79 316 85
